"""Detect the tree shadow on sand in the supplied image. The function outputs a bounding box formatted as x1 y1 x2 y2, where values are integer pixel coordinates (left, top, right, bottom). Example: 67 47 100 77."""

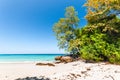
15 76 51 80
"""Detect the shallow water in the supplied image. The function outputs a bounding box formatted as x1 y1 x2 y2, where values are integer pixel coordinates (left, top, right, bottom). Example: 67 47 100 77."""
0 54 64 62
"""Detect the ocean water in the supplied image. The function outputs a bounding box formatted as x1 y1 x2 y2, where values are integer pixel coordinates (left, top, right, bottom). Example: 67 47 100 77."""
0 54 64 63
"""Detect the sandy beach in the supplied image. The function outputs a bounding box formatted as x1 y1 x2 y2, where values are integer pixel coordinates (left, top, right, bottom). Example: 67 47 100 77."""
0 61 120 80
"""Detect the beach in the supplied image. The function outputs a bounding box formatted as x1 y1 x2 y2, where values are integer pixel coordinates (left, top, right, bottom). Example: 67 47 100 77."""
0 61 120 80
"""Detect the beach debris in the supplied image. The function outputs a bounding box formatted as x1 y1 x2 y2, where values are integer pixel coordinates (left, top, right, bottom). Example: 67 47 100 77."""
36 63 55 66
86 67 91 71
81 71 87 74
51 73 81 80
54 61 61 64
114 70 120 73
104 75 115 80
70 73 78 78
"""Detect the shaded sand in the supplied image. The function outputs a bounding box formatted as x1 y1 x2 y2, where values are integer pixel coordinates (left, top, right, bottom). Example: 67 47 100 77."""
0 61 120 80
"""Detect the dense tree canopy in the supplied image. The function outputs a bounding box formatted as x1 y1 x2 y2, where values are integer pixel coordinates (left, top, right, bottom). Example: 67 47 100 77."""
78 0 120 63
53 0 120 64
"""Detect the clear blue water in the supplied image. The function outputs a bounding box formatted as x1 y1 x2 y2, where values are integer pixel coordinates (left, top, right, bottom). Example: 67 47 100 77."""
0 54 64 62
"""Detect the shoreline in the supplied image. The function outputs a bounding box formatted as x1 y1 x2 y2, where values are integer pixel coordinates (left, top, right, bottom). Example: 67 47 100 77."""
0 61 55 64
0 61 120 80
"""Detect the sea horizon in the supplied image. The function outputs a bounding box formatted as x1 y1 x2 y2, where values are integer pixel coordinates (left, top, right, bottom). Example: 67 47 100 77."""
0 53 65 54
0 54 65 63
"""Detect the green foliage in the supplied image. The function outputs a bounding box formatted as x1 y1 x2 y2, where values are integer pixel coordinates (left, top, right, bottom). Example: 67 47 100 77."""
53 0 120 64
79 27 120 63
53 6 79 53
78 0 120 64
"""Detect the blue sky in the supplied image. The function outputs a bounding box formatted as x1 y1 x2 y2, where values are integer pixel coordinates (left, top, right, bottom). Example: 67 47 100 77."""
0 0 87 54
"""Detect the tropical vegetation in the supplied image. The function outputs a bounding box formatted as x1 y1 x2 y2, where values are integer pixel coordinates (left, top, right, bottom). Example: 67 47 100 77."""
53 0 120 64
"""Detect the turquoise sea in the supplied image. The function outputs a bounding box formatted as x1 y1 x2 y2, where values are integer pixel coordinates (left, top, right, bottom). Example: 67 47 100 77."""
0 54 64 62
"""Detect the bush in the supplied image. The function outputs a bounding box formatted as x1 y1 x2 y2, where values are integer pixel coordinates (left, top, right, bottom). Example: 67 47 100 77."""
78 25 120 64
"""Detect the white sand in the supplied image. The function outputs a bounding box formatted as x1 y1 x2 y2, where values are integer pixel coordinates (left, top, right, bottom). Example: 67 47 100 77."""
0 61 120 80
